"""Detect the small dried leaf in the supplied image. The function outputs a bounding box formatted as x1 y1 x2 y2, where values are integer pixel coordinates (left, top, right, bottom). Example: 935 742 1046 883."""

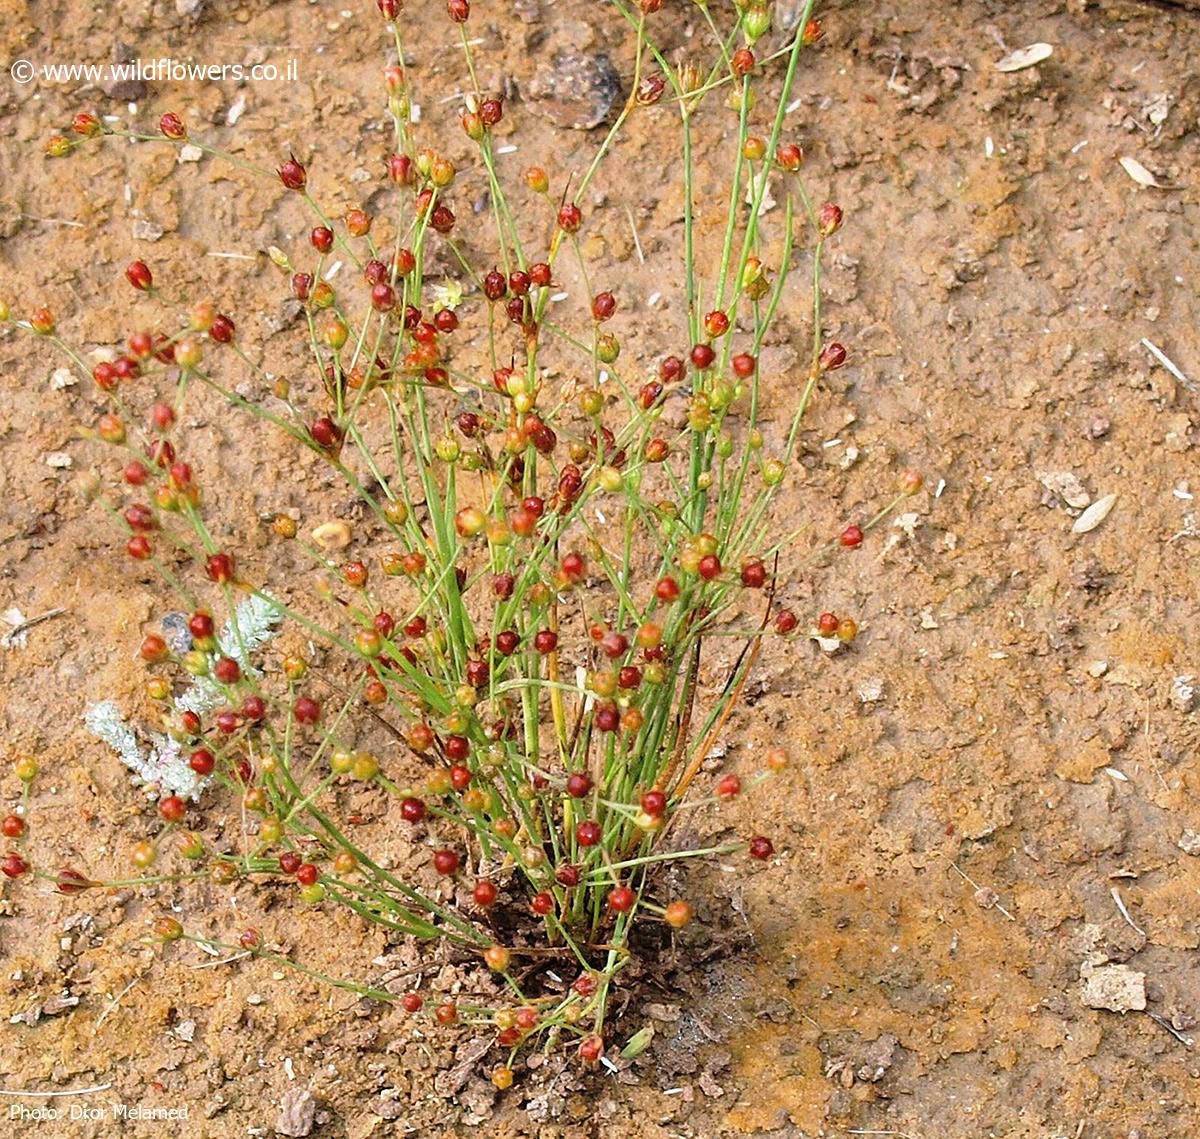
994 43 1053 72
1118 156 1160 189
1072 493 1117 534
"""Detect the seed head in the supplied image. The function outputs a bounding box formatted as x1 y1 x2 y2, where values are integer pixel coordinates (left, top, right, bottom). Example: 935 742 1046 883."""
819 342 847 371
277 153 307 191
636 74 666 106
557 203 582 233
72 113 102 137
817 202 843 237
776 143 804 171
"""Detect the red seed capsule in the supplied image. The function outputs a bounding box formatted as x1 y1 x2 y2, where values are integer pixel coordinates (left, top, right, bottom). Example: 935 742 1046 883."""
716 774 741 799
591 291 616 321
209 313 235 343
576 821 601 847
205 553 235 583
277 153 307 190
125 261 153 291
656 577 681 602
608 886 636 912
704 310 730 338
1 815 24 839
293 696 321 724
819 342 848 372
640 790 667 817
126 535 152 560
473 880 498 907
776 143 804 171
741 560 767 588
749 836 775 860
839 524 864 548
698 554 722 581
566 773 592 798
557 203 582 232
817 203 843 237
400 798 427 822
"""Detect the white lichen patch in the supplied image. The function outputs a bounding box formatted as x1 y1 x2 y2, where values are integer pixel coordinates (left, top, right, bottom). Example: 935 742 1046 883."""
86 594 283 799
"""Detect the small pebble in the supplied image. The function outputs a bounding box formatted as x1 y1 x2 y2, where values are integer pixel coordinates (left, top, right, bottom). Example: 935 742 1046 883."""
161 612 193 655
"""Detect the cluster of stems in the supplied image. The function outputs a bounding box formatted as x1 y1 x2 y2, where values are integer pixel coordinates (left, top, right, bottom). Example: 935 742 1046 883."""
4 0 918 1075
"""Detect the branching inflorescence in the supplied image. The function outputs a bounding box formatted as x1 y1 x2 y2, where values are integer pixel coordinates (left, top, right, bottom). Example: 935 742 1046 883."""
4 0 922 1085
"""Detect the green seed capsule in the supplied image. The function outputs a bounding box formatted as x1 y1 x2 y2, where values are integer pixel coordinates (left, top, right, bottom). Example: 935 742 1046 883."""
182 650 209 677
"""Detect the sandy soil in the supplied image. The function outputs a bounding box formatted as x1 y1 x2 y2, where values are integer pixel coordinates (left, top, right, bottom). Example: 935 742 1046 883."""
2 1 1200 1136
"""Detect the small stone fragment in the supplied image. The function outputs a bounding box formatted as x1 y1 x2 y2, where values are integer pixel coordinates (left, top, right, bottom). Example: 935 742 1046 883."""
274 1088 316 1137
855 1033 898 1082
1038 470 1091 509
1177 829 1200 856
41 993 79 1015
858 677 884 704
1082 964 1146 1012
161 612 193 655
1170 675 1195 713
102 44 148 100
525 52 621 130
974 886 1000 909
132 219 165 242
